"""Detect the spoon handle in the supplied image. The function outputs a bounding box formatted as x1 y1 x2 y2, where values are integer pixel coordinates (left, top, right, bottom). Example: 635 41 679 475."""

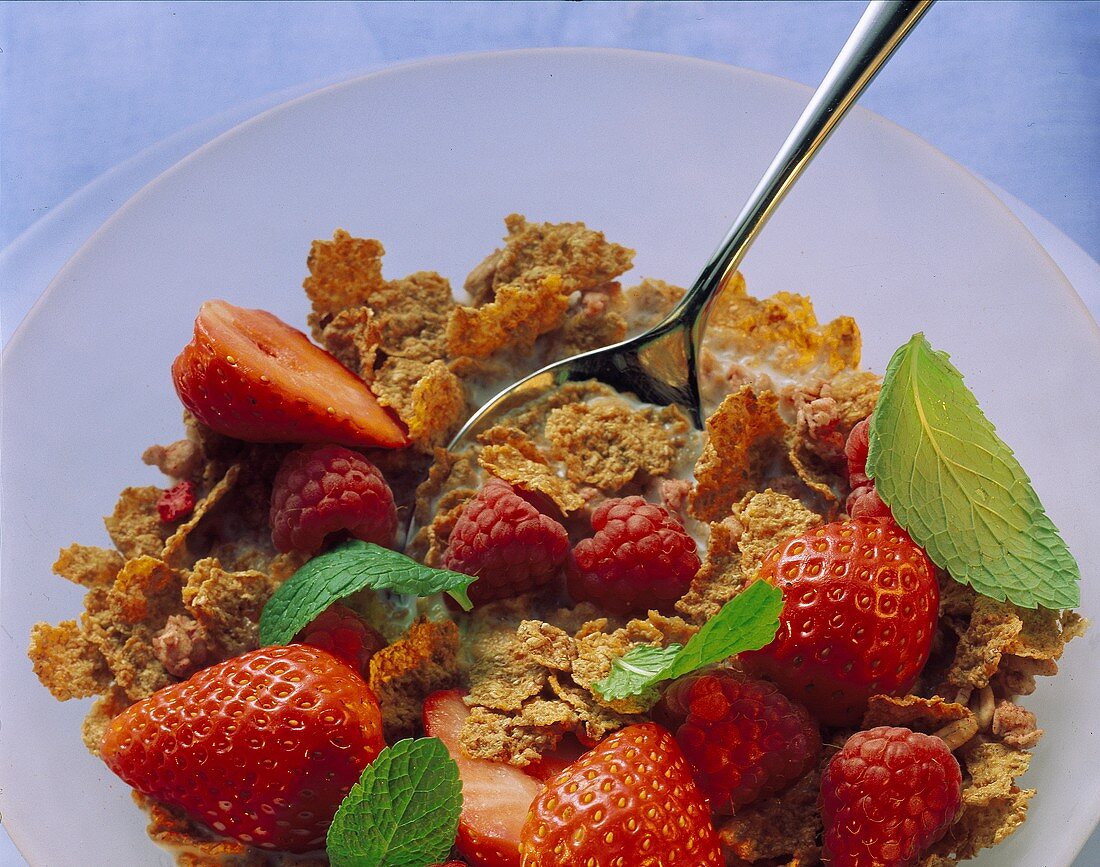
676 0 933 343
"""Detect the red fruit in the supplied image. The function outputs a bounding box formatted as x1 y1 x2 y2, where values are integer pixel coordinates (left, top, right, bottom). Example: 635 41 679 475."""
270 443 398 554
172 299 407 448
424 690 542 867
740 517 938 727
293 602 387 676
845 418 893 520
821 726 963 867
157 479 196 523
654 668 821 813
569 496 700 616
443 479 570 606
100 645 385 853
520 722 723 867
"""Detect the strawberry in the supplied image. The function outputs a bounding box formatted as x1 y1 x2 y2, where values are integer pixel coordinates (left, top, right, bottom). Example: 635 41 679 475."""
100 644 385 853
821 726 963 866
520 722 724 867
172 299 407 448
741 517 938 726
423 690 543 867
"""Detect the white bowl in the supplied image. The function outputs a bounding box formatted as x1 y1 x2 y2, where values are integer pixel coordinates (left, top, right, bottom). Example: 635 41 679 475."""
2 49 1098 866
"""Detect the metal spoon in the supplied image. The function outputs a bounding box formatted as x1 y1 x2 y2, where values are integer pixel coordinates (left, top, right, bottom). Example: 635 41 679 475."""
411 0 931 543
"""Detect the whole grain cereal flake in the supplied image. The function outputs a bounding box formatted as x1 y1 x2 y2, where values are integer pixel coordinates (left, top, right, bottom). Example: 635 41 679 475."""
544 400 677 492
690 385 790 522
463 213 635 305
447 271 572 358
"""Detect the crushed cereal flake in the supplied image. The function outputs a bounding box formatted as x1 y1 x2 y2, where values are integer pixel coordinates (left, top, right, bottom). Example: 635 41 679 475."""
690 386 790 522
371 357 466 451
53 544 124 588
544 400 678 492
447 271 572 358
461 702 576 767
862 694 974 735
28 620 113 701
464 214 634 305
478 443 586 514
105 487 173 560
368 616 460 742
705 271 862 380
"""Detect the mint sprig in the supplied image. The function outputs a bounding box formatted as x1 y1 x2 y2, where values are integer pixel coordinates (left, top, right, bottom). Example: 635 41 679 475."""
327 737 462 867
867 333 1079 609
259 541 476 645
593 580 783 703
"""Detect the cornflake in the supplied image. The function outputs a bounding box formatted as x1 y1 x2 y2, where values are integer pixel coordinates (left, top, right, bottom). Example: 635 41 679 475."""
544 400 678 491
689 386 790 522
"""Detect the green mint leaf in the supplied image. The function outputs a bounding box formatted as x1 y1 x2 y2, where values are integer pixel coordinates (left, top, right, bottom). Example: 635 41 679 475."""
327 737 462 867
259 541 476 645
593 580 782 703
867 333 1080 609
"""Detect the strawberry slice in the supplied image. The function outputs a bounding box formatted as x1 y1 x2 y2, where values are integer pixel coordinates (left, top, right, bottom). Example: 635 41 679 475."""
423 690 543 867
172 299 407 448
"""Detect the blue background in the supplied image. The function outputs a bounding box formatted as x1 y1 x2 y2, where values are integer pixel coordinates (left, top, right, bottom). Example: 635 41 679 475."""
1 1 1097 265
0 2 1097 865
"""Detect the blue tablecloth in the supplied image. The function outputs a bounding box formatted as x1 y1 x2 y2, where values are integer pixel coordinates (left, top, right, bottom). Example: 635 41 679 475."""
1 2 1097 865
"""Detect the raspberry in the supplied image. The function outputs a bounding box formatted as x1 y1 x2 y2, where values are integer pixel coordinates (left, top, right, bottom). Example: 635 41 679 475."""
269 443 397 554
654 668 821 813
821 726 963 867
157 480 196 523
569 496 699 616
443 478 570 606
293 603 387 677
845 418 893 520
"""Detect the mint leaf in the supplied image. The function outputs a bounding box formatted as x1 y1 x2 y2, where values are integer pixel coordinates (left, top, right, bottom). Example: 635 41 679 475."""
867 333 1079 609
593 580 782 703
327 737 462 867
259 541 476 645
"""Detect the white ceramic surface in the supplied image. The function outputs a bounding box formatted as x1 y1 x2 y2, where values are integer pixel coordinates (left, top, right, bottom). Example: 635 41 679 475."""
2 49 1098 867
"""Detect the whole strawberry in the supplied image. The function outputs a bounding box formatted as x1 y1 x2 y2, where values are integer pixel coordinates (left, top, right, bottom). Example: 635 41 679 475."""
655 668 821 813
821 726 962 867
520 722 723 867
569 496 700 616
270 443 398 554
740 517 938 726
101 644 385 853
172 299 406 448
444 479 570 607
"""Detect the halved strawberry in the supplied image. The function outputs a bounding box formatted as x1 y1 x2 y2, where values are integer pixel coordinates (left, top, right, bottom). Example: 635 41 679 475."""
423 690 543 867
100 645 385 853
172 299 407 448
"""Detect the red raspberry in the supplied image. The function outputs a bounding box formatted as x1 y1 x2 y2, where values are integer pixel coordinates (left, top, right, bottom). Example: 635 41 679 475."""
270 443 397 554
293 603 387 677
654 668 821 813
821 726 962 867
845 418 893 520
569 496 700 616
443 478 570 606
157 480 196 523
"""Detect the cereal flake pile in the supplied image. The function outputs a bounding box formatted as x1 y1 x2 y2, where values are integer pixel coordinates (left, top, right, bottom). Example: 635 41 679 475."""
29 216 1085 866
